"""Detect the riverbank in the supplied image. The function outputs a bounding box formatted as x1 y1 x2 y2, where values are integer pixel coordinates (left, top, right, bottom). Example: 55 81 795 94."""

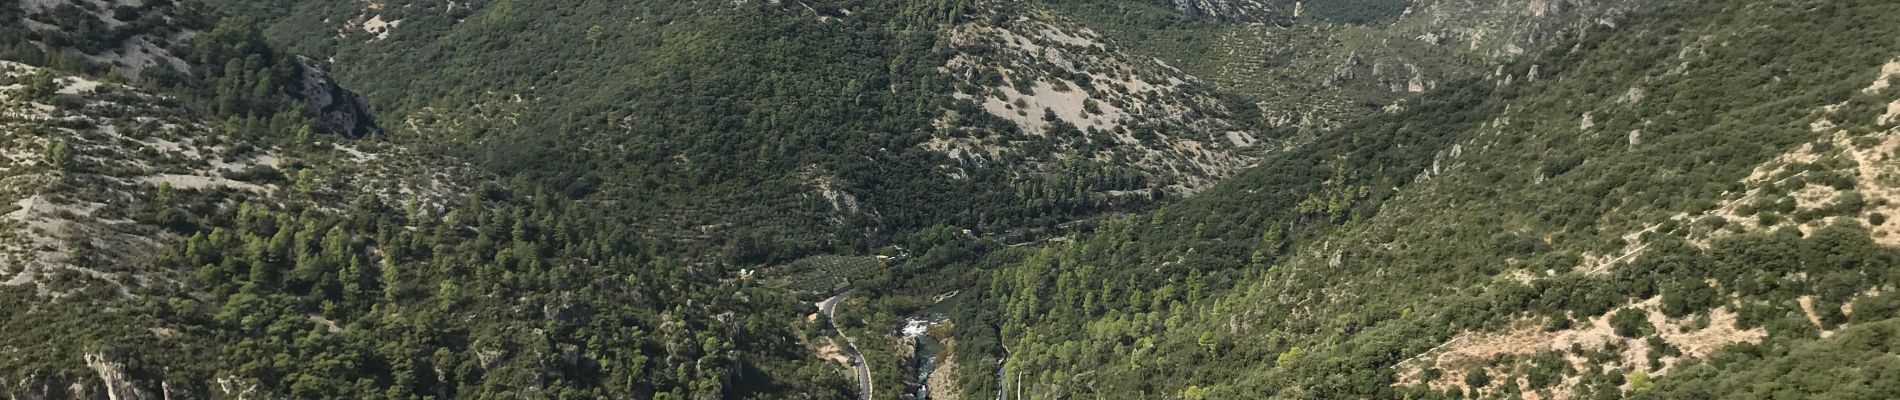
925 321 963 400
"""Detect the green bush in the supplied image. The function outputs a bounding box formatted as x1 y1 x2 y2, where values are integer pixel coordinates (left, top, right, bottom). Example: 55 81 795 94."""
1611 308 1651 338
1463 366 1492 389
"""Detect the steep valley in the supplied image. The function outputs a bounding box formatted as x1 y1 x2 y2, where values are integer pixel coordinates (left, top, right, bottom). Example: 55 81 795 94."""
4 0 1900 399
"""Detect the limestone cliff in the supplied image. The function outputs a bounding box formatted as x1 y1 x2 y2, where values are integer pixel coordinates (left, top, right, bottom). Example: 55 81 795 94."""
290 57 382 139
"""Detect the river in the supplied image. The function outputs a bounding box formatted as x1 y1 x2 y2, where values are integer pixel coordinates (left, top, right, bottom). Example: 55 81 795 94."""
901 293 958 400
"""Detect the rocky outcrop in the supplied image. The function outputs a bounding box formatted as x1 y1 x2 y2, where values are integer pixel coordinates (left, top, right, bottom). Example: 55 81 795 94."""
86 354 150 400
290 57 382 139
0 355 153 400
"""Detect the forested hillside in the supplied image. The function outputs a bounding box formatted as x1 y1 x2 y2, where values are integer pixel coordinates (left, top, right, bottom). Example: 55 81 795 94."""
3 2 847 398
956 0 1900 398
206 0 1637 259
8 0 1900 399
1048 0 1647 130
205 0 1283 261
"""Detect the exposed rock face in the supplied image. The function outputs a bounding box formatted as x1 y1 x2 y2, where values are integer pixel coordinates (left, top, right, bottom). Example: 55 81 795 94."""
0 359 152 400
86 354 150 400
291 57 382 139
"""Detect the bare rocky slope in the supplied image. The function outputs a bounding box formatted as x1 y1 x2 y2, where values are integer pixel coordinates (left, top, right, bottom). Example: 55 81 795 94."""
932 6 1271 195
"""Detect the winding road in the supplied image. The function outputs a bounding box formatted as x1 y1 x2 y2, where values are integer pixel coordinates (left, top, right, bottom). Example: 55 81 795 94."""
819 293 873 400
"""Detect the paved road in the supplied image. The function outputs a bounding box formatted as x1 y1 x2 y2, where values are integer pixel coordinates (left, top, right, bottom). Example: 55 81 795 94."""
819 294 873 400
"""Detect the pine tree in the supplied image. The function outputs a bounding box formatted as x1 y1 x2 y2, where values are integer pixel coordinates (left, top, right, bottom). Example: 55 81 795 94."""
22 69 59 99
41 139 70 171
